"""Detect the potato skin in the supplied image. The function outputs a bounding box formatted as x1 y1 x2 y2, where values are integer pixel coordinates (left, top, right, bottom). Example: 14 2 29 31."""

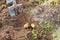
24 23 30 29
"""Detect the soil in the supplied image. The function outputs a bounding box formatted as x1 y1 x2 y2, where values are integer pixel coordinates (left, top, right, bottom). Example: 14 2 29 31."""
0 0 56 40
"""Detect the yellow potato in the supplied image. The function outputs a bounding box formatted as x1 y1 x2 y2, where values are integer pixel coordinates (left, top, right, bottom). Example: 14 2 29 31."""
24 23 30 29
31 23 35 28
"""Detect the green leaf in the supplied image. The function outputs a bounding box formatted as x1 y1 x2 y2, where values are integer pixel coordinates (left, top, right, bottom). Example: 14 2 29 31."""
1 4 7 9
58 14 60 17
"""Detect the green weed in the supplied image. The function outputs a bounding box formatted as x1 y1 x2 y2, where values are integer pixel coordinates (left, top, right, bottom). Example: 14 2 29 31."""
39 20 52 31
1 4 7 9
58 14 60 17
35 0 42 4
32 29 38 40
26 8 31 12
43 22 52 31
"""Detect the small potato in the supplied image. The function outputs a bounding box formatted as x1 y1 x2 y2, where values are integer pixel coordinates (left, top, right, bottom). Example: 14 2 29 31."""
31 23 35 28
24 23 30 29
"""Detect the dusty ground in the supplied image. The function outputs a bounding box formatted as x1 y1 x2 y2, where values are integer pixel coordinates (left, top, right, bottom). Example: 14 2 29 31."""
1 0 60 40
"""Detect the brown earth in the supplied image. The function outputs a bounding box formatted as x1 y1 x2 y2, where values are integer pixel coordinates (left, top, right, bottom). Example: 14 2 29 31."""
0 0 52 40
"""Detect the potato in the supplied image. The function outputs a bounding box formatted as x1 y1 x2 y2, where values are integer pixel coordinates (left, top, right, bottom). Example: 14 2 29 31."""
31 23 35 28
24 23 30 29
